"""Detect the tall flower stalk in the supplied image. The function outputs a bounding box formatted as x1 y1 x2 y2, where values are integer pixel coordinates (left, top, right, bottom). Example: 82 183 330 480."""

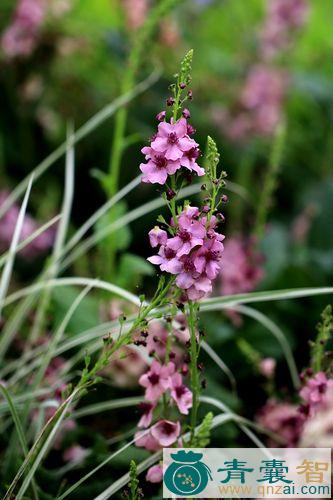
137 49 227 452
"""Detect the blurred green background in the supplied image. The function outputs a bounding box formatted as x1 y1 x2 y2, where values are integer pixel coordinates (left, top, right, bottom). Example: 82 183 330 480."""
1 0 333 497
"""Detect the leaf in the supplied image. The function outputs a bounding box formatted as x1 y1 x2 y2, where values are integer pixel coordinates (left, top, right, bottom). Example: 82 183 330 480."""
52 285 100 335
117 253 154 289
96 201 131 253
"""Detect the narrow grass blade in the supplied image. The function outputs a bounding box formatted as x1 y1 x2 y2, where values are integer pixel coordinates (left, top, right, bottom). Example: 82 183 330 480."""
30 126 75 343
201 340 237 394
0 384 39 499
3 277 141 308
72 397 143 419
0 175 34 320
4 387 82 499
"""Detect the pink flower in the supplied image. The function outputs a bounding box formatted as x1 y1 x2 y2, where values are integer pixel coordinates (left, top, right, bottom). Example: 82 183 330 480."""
180 147 205 176
139 361 175 402
259 358 276 378
260 0 309 59
135 429 160 451
185 276 213 301
105 346 147 388
167 212 206 257
147 245 182 274
256 399 303 446
1 0 46 58
63 445 88 464
148 226 168 248
148 206 225 301
170 373 192 415
220 235 264 296
146 464 163 483
300 372 333 416
140 148 181 185
0 190 55 259
121 0 148 31
151 419 181 447
151 118 195 161
194 237 224 280
138 402 156 428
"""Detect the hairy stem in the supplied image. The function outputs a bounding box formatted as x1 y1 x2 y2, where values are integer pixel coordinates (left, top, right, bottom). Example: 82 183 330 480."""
188 301 200 443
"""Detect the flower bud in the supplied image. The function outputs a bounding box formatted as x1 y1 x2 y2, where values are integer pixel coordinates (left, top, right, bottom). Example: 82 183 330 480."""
156 110 166 121
166 97 175 106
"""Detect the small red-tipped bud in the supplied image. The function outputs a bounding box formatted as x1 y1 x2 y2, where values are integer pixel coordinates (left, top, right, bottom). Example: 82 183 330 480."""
182 108 191 119
166 97 175 106
221 194 228 203
181 363 189 376
217 212 225 223
179 82 186 89
156 110 166 121
166 188 176 200
201 205 210 213
187 124 196 135
187 90 193 100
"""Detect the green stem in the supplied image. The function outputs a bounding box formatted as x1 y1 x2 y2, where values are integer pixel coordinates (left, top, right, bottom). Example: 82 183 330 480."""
107 0 184 198
188 301 200 444
254 122 286 239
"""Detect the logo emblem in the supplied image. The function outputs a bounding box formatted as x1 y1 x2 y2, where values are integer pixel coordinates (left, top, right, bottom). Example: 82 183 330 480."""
164 450 212 496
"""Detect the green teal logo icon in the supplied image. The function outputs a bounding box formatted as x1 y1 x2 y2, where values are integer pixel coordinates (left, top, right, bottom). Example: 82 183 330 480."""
164 450 212 496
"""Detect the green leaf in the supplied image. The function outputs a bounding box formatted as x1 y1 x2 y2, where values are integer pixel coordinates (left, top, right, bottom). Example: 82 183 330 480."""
117 253 154 289
52 285 100 335
96 201 131 253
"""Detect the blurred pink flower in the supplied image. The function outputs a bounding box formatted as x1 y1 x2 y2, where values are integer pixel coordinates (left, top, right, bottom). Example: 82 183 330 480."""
146 464 163 483
219 235 264 296
260 0 309 60
105 346 147 388
218 66 287 140
135 429 161 451
121 0 149 31
139 360 175 402
137 401 156 428
256 399 303 446
151 419 181 447
1 0 46 58
259 357 276 378
299 372 333 416
0 190 55 259
63 445 88 464
170 372 192 415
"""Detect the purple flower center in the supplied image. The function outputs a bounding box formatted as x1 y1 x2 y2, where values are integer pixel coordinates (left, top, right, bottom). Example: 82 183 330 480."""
183 257 195 273
206 250 220 261
148 372 160 385
318 383 327 394
168 132 179 144
179 230 191 242
175 385 186 398
161 421 175 435
165 247 176 259
138 402 153 414
186 147 199 160
154 155 168 169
